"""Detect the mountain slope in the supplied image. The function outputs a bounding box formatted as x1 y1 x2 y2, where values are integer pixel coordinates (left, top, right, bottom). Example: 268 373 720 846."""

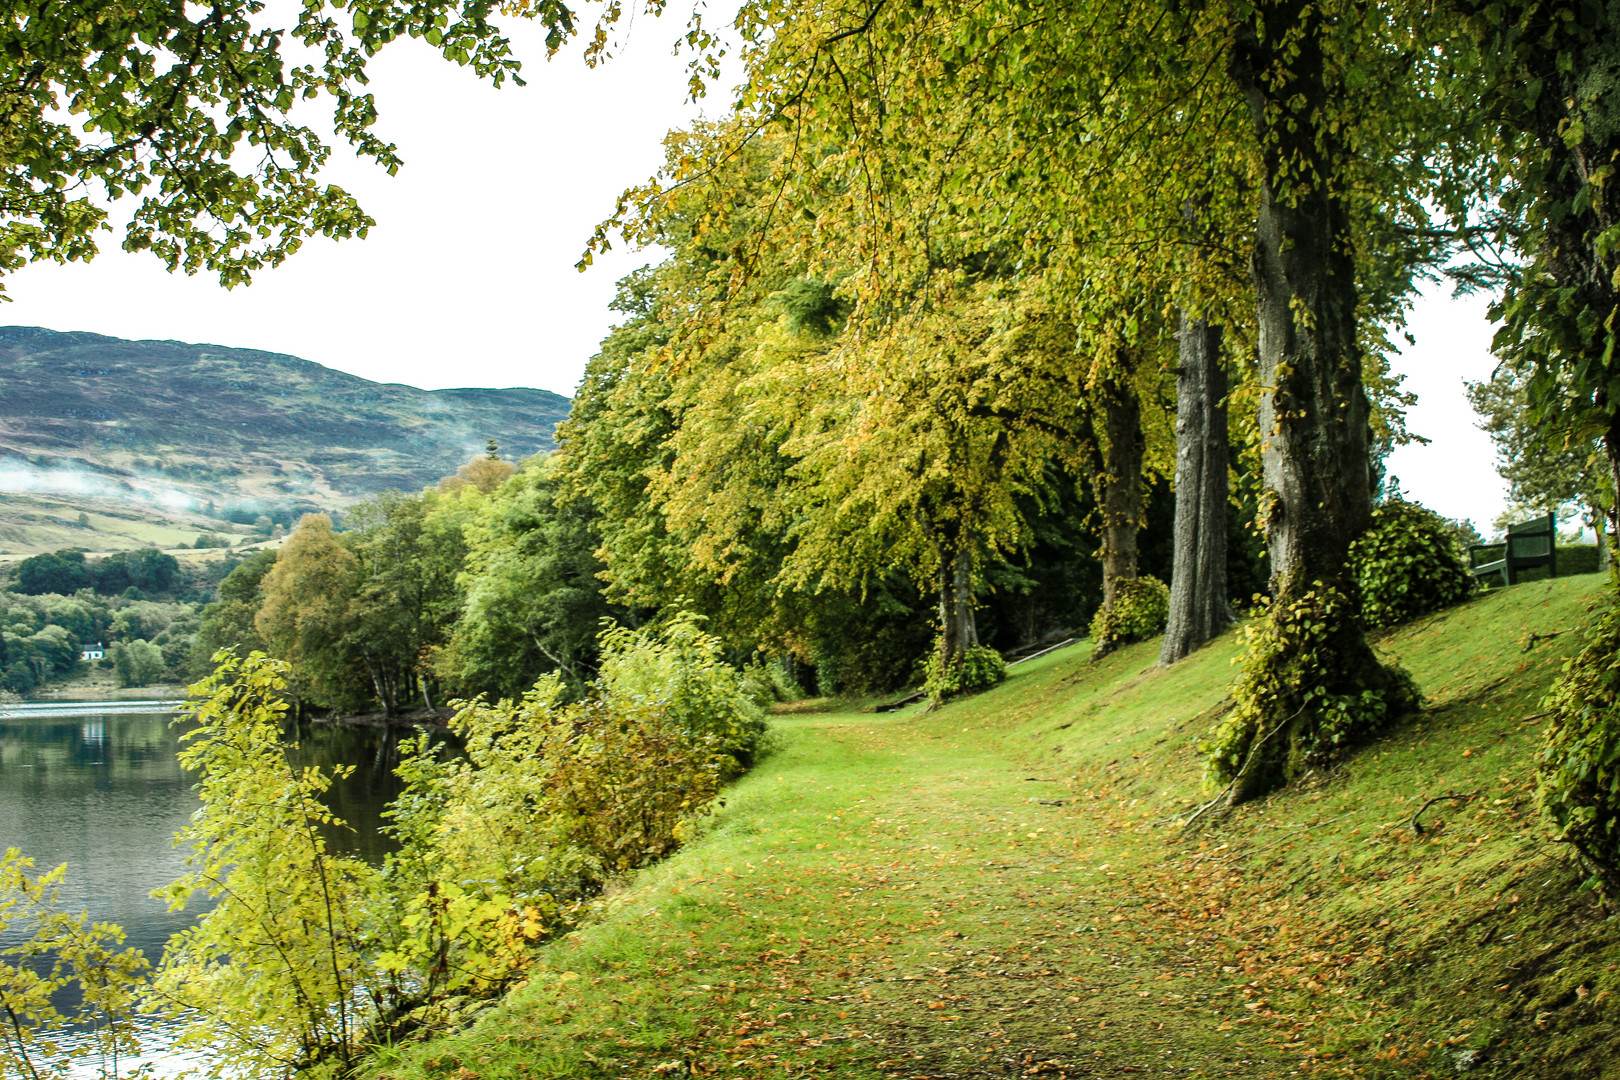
0 326 572 554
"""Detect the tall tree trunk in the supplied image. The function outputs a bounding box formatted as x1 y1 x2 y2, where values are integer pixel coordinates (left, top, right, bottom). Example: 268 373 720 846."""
1095 368 1145 609
362 654 390 718
1223 0 1413 803
1160 314 1235 665
938 546 979 668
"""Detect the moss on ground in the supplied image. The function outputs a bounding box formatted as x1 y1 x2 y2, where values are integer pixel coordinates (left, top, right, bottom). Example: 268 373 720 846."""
370 574 1620 1080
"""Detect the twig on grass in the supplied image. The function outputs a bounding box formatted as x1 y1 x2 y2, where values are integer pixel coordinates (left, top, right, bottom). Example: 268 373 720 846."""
1411 792 1480 836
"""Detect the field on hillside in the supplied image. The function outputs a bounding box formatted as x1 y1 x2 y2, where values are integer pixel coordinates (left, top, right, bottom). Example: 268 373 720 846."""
370 573 1620 1080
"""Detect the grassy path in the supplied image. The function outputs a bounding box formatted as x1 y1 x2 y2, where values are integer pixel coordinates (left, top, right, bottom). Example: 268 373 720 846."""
375 656 1300 1080
374 576 1619 1080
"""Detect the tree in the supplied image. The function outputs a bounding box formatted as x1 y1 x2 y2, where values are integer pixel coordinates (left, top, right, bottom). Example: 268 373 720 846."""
445 454 622 701
123 548 180 593
0 0 533 291
254 515 367 711
344 489 474 713
112 640 166 688
439 453 517 496
1467 364 1613 557
1455 0 1620 526
14 551 90 596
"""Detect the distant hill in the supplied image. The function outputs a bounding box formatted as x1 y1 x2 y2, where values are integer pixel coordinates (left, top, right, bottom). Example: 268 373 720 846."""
0 327 572 555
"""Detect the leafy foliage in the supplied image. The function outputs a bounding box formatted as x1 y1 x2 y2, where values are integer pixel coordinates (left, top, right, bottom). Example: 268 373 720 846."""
924 644 1008 702
154 651 377 1077
1088 576 1170 651
1349 499 1476 629
596 612 768 767
254 513 370 711
112 639 166 688
13 550 90 595
137 621 752 1064
1466 365 1613 537
0 0 534 290
1535 600 1620 891
441 453 622 702
0 850 148 1079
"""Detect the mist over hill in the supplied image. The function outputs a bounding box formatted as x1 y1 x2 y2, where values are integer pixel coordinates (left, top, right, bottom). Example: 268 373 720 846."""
0 326 571 554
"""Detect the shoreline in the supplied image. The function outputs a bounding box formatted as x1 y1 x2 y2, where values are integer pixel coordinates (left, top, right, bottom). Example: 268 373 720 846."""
308 705 456 733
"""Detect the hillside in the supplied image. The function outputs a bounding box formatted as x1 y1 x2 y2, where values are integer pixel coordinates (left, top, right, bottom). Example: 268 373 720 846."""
373 572 1620 1080
0 326 570 554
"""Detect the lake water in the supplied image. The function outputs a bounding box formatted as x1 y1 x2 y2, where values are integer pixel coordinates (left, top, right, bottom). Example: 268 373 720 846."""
0 701 410 1075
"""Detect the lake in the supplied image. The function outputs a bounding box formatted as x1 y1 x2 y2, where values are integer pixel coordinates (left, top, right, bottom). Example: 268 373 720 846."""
0 700 412 1075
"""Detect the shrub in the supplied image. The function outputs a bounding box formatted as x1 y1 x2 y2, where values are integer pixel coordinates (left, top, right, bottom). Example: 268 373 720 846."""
155 652 377 1076
739 655 803 706
379 671 732 1022
1535 600 1620 891
924 643 1007 702
596 612 767 766
1088 576 1170 653
1349 498 1474 629
0 850 147 1079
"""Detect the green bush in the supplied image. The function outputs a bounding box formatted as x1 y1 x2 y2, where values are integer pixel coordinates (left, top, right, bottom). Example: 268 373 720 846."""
596 612 767 766
1556 543 1604 576
924 643 1007 702
1348 498 1474 629
158 630 751 1062
1535 599 1620 891
739 655 804 706
1088 576 1170 651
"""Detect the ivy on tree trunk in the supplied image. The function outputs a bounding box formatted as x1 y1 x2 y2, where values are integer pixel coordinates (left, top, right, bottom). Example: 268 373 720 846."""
1214 0 1418 802
937 545 979 670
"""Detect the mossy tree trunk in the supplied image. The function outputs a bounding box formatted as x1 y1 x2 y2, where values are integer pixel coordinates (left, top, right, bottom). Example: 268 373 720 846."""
1160 314 1235 666
1222 0 1413 802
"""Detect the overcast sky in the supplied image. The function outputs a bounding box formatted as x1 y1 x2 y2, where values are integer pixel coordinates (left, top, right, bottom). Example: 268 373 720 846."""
0 13 1514 530
4 15 708 397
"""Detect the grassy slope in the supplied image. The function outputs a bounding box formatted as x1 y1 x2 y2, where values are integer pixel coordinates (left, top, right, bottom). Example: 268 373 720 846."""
372 575 1618 1080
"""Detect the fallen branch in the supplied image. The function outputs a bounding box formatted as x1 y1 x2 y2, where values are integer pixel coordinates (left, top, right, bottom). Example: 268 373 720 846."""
1411 792 1480 836
874 688 926 713
1180 702 1307 830
1007 638 1079 668
1523 628 1576 652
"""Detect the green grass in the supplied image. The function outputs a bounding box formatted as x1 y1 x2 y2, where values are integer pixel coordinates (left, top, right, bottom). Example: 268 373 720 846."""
371 576 1620 1080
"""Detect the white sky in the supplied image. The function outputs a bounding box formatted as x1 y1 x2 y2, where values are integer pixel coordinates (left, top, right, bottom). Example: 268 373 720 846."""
1383 283 1511 530
0 14 1514 530
2 14 710 399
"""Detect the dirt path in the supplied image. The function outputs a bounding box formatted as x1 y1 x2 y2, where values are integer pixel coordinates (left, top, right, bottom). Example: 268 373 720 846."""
375 690 1305 1080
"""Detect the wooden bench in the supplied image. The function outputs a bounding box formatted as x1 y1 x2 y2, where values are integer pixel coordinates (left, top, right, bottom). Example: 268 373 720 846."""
1468 513 1557 586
